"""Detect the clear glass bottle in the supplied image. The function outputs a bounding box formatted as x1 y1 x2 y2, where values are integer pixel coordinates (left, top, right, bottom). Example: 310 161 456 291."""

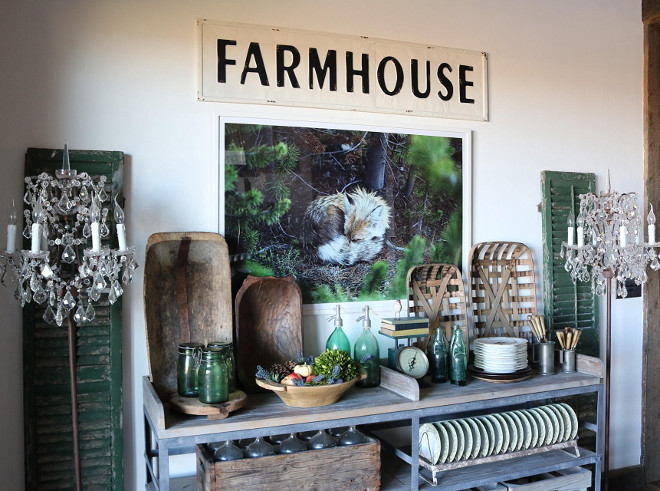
278 433 307 454
245 437 276 458
207 340 236 393
353 306 380 387
309 429 337 450
449 325 467 386
429 327 448 384
214 440 244 461
177 342 203 397
326 304 351 354
198 347 229 403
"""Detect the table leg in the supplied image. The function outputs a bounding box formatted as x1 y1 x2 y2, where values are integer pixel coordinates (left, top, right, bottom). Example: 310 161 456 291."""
411 415 420 491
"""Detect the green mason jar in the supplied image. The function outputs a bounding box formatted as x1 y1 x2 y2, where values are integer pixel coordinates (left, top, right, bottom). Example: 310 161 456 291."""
207 341 236 393
198 347 229 404
177 343 203 397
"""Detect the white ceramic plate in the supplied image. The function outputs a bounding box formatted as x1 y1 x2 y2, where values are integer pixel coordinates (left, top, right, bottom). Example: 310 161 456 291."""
520 409 539 448
529 407 554 445
558 402 579 439
510 410 531 449
419 423 440 464
500 412 521 452
456 419 473 460
492 413 511 453
440 421 458 463
434 422 451 464
472 417 490 458
551 403 573 442
448 420 466 461
475 337 528 348
525 408 546 447
464 417 482 459
546 405 566 443
539 405 561 444
478 415 497 456
484 414 504 455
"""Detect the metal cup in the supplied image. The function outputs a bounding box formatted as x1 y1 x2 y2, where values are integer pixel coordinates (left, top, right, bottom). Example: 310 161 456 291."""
533 341 555 375
560 349 576 373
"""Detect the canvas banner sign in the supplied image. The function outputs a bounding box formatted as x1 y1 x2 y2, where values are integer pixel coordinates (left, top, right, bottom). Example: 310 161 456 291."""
198 19 488 121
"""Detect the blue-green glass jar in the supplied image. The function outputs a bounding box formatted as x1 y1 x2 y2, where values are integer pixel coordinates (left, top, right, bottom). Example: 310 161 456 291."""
177 343 203 397
198 348 229 404
207 341 236 393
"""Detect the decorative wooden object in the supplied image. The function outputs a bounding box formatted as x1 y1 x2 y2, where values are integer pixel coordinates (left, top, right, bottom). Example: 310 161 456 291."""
169 390 248 420
406 263 468 351
468 242 538 338
235 275 303 393
144 232 233 398
196 437 381 491
255 374 365 407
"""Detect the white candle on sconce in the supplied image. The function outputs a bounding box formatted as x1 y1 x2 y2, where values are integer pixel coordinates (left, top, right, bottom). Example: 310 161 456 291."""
576 214 585 247
620 224 627 247
30 199 45 254
6 200 17 253
114 195 127 251
649 204 656 243
567 212 575 246
90 194 101 252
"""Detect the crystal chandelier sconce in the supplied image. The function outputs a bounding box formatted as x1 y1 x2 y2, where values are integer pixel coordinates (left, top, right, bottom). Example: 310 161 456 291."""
561 176 659 298
0 142 138 325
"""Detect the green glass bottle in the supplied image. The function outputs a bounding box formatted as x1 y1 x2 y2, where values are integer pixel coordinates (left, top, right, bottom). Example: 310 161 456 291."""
354 306 380 388
429 327 448 383
198 348 229 404
177 342 203 397
449 325 467 386
326 304 351 354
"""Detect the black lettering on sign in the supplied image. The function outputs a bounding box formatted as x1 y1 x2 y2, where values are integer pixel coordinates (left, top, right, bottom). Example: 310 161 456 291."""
241 42 269 86
309 48 337 91
346 52 369 94
277 44 301 88
411 59 430 98
459 65 475 104
377 56 404 96
437 63 453 101
217 39 237 83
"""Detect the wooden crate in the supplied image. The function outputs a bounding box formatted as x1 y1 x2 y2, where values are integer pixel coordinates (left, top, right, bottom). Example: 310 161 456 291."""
196 438 381 491
500 466 591 490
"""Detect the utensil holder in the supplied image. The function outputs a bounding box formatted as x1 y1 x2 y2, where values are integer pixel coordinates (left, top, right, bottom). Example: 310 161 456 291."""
559 349 576 372
533 341 555 375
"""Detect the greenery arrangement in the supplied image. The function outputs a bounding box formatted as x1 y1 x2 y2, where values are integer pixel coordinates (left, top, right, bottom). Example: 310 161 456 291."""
255 349 365 387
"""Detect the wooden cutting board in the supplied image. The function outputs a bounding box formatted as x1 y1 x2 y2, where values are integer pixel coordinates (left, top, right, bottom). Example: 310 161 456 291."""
235 275 303 393
144 232 233 398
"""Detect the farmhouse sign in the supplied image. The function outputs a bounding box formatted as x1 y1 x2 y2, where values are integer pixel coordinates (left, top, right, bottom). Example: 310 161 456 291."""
198 19 488 121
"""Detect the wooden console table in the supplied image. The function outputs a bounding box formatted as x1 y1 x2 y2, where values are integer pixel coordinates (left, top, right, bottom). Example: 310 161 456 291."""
143 355 604 490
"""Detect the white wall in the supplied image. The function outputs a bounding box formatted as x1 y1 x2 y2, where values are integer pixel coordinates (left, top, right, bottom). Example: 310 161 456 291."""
0 1 643 488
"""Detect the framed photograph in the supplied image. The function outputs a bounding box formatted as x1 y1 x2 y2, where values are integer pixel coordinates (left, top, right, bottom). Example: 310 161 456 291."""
219 117 471 307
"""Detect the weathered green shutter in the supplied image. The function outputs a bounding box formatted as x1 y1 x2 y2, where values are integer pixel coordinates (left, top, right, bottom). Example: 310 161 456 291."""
23 148 124 490
541 171 599 357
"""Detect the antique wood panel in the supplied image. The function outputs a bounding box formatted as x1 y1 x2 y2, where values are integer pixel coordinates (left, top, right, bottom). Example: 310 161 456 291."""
23 148 124 490
643 2 660 482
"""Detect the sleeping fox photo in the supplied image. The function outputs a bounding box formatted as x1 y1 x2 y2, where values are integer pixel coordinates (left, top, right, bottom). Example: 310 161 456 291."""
224 122 463 304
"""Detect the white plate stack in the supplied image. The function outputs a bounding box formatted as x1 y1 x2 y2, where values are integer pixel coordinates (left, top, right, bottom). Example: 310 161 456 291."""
474 337 528 374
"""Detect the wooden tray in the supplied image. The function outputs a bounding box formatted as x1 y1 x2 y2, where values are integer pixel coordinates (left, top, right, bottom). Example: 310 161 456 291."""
235 275 303 393
144 232 233 398
169 390 248 420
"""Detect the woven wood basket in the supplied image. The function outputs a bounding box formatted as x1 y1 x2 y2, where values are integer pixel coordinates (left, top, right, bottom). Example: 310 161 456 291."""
468 242 538 339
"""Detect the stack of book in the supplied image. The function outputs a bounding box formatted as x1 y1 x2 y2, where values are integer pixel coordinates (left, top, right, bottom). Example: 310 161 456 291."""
379 316 430 337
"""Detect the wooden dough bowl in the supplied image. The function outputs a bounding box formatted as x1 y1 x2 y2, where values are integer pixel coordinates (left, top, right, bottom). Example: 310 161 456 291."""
255 374 366 408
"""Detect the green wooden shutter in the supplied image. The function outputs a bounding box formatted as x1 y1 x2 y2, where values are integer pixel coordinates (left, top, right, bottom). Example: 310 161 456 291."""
23 148 124 490
540 171 599 357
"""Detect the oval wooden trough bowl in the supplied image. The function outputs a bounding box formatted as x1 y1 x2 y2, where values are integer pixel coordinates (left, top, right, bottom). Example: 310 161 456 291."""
255 374 366 408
